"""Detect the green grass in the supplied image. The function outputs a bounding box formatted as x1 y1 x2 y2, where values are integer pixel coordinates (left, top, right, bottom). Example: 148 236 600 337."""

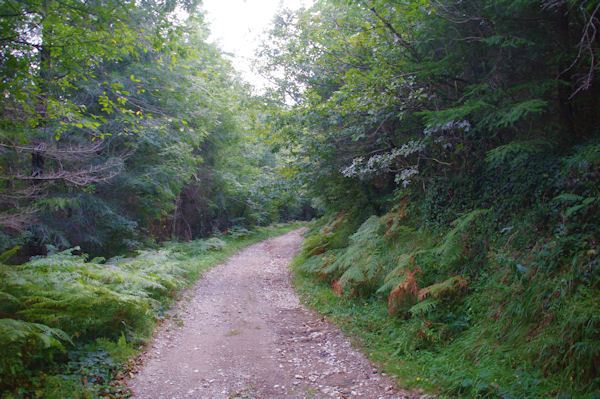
293 261 549 398
292 255 435 391
0 222 304 399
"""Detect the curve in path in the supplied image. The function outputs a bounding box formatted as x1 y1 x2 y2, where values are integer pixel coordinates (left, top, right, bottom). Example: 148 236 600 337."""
128 229 420 399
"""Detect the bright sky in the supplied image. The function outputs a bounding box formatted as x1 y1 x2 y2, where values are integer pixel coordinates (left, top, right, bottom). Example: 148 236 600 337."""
201 0 311 91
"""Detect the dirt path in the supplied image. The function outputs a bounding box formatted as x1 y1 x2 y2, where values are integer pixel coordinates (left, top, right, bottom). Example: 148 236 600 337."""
128 229 422 399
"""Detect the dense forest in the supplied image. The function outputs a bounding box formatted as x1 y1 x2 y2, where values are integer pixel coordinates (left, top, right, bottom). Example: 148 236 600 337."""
0 0 309 262
1 0 599 397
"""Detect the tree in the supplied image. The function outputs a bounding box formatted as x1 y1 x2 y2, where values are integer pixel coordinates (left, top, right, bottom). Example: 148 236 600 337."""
0 0 200 255
259 0 599 218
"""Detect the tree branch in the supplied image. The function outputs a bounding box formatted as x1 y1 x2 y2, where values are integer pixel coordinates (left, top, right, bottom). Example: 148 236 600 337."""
366 5 422 62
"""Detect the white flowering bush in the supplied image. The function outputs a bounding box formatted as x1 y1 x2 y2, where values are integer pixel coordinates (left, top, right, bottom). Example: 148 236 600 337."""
341 139 425 183
341 119 470 187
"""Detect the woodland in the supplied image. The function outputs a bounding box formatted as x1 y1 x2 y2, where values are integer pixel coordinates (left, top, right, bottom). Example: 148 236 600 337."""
1 0 599 397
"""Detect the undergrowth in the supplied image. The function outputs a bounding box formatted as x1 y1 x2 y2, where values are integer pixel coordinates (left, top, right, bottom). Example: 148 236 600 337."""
292 140 599 398
0 222 302 398
293 225 600 398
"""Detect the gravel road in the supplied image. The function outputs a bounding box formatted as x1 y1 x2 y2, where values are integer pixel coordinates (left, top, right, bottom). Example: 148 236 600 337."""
128 229 422 399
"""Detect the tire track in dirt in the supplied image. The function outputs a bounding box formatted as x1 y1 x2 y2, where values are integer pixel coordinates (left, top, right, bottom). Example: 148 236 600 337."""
128 229 423 398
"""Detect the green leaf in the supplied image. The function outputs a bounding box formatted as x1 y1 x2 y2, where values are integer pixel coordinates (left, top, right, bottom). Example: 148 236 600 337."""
0 246 20 264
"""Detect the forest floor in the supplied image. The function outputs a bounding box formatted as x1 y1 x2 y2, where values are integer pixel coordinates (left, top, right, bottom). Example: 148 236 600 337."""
127 229 423 399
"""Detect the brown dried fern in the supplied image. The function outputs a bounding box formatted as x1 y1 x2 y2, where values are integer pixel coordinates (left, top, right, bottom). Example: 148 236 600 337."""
383 200 409 239
418 275 468 301
388 268 421 316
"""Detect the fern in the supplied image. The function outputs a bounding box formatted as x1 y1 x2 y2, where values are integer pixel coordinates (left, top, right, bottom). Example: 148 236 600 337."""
486 139 550 168
0 245 204 340
301 231 334 256
498 99 547 127
420 100 489 127
0 318 71 349
377 253 417 295
383 200 410 239
0 245 20 264
418 275 468 300
300 212 353 257
562 139 600 173
552 193 598 218
409 298 440 317
0 290 20 304
432 209 489 268
324 216 387 293
200 237 227 251
388 268 420 316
